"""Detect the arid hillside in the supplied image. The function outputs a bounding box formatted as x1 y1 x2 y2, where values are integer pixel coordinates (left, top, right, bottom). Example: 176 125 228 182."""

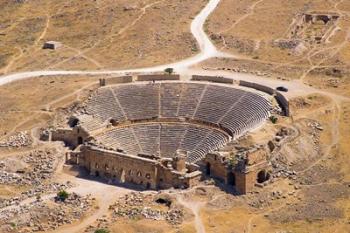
205 0 350 95
0 0 205 73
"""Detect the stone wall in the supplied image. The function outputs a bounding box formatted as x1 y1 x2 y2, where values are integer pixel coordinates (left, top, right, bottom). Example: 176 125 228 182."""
106 76 133 85
203 149 271 194
192 75 234 84
79 146 158 189
203 153 227 183
99 76 133 87
51 127 89 148
275 91 290 116
76 146 202 190
137 74 180 81
239 80 276 95
239 80 290 116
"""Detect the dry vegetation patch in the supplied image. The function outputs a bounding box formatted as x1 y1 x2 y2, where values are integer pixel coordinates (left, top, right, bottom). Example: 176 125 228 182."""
0 75 98 136
205 0 350 88
0 0 205 73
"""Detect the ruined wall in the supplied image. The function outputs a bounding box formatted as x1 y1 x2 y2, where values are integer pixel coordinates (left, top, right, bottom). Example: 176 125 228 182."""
234 171 248 194
246 148 268 166
275 91 290 116
239 80 275 95
156 163 189 189
77 146 201 190
236 159 271 194
203 153 227 183
239 80 290 116
184 171 202 187
192 75 234 84
137 74 180 81
106 76 133 85
156 167 177 189
233 170 257 194
79 146 158 189
51 127 89 148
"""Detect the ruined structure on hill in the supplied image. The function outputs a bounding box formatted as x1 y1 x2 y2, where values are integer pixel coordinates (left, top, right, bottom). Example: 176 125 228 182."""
51 76 285 194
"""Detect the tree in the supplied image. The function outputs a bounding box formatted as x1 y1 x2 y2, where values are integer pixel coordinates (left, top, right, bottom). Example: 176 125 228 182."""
95 229 110 233
164 67 174 75
56 190 69 202
269 116 278 124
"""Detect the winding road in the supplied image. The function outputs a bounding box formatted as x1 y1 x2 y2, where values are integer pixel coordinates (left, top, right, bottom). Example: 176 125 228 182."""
0 0 347 104
0 0 231 86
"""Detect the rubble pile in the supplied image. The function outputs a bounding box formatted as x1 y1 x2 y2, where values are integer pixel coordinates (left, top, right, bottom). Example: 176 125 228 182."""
110 192 184 225
270 121 323 181
268 127 294 153
0 131 32 148
272 39 301 50
0 150 57 186
0 193 93 233
0 182 72 209
247 187 300 209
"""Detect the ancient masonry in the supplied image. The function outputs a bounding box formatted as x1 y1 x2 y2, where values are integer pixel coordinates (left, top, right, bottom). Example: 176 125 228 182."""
51 75 289 194
43 41 62 50
287 12 340 44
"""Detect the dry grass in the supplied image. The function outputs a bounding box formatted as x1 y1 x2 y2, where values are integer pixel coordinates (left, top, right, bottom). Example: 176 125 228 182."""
205 0 350 88
0 0 205 73
0 75 98 136
108 218 176 233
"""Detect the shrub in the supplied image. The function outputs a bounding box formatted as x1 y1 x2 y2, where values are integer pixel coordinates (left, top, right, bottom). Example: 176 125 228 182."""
9 222 16 228
164 67 174 75
95 229 110 233
269 116 278 124
56 190 69 202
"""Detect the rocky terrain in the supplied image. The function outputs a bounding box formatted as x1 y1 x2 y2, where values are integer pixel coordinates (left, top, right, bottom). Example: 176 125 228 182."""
0 131 32 148
0 192 94 233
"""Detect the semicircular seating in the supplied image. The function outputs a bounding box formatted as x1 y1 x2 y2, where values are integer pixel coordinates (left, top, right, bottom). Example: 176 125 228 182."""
82 82 272 162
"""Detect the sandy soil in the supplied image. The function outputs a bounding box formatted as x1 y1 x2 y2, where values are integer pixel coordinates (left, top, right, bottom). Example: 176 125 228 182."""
0 0 207 73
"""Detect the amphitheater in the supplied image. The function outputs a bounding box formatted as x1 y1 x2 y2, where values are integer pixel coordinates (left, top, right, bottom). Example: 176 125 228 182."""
53 78 278 194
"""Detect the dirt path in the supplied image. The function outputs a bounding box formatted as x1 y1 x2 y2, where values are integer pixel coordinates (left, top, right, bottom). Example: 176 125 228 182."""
1 47 23 74
0 142 132 233
298 100 340 174
48 0 166 70
176 195 206 233
0 111 52 141
0 0 231 86
218 0 264 35
3 14 51 74
44 81 98 110
48 178 131 233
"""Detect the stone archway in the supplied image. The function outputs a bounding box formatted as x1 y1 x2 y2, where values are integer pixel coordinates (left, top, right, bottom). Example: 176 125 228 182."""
227 172 236 186
120 169 125 183
206 162 211 176
257 170 270 183
77 136 83 145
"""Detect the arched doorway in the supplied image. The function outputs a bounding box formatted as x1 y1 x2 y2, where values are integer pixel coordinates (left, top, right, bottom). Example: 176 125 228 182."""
95 171 100 177
257 170 270 183
227 172 236 186
77 136 83 145
110 119 118 126
69 118 79 127
120 169 125 183
205 163 211 176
